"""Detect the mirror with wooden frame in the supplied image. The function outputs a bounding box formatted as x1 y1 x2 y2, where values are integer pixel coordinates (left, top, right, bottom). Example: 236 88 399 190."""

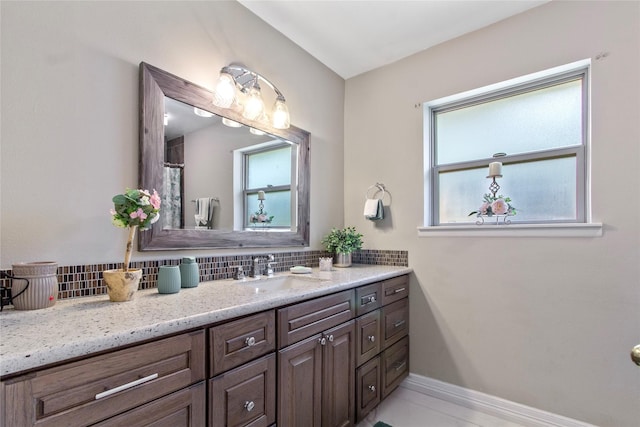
139 62 310 250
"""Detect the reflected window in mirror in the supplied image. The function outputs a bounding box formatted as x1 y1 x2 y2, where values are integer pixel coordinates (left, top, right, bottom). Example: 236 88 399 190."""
238 143 294 229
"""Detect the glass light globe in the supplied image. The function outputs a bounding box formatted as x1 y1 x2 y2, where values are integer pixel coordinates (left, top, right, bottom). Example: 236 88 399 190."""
213 72 236 108
272 98 290 129
242 86 265 121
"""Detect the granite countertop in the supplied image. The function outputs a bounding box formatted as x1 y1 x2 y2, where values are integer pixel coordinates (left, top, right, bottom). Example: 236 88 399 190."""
0 264 411 378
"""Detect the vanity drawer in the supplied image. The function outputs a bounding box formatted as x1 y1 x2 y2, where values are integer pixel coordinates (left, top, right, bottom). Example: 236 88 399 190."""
356 310 381 367
356 356 381 423
381 274 409 306
210 310 276 376
278 289 354 348
382 298 409 349
355 282 382 316
209 353 276 427
1 330 205 427
92 381 206 427
382 336 409 398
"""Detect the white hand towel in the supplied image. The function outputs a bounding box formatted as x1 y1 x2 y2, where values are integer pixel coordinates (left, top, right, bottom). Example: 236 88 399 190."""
364 198 378 217
364 198 384 220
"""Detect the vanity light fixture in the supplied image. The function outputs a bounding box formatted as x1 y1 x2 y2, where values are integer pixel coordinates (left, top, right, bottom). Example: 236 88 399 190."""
213 64 291 129
193 107 214 118
221 117 242 128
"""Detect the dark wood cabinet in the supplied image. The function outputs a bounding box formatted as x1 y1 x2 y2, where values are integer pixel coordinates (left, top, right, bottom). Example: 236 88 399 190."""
1 330 206 427
278 320 356 427
210 310 276 376
209 354 276 427
1 273 410 427
356 357 381 422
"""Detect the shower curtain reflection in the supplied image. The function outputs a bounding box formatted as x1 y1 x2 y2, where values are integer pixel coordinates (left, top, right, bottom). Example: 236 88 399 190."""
163 165 183 229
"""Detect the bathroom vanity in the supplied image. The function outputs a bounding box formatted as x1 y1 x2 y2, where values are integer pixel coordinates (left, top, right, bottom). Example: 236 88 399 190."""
0 265 410 427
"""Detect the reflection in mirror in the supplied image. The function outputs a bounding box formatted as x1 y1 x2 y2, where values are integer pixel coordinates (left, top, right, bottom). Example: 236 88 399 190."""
163 97 294 232
139 62 310 250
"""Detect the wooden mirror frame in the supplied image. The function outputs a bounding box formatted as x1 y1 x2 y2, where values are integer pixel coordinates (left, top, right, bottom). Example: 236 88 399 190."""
138 62 310 250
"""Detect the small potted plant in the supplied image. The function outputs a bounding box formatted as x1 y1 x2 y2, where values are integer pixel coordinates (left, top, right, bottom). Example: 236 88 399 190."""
321 226 363 267
105 188 161 301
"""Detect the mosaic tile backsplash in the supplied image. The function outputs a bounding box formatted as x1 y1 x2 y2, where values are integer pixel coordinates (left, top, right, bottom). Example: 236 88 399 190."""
0 250 408 303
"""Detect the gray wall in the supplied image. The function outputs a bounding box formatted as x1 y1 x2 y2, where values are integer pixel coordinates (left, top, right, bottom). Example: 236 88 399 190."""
344 1 639 426
0 1 345 265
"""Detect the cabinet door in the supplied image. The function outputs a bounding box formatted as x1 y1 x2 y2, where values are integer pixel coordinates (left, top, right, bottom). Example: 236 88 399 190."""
322 320 355 427
92 381 205 427
356 356 381 423
278 334 323 427
356 310 381 367
210 354 276 427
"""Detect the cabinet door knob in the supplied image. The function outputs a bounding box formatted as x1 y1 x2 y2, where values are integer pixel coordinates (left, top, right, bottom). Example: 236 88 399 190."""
327 334 334 342
319 337 327 345
367 335 376 342
245 336 256 347
632 345 640 366
244 401 255 412
368 385 376 392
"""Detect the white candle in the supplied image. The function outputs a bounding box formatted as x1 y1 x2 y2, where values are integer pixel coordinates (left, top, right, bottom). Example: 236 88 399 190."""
258 190 266 200
488 162 502 177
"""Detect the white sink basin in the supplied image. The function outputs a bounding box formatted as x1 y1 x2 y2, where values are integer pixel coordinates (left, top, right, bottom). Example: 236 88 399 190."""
237 275 327 292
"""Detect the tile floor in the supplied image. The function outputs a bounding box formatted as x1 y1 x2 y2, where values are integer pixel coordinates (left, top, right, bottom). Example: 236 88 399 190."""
356 386 527 427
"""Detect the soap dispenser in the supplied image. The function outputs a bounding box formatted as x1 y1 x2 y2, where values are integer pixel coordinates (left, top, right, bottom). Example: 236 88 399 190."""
179 257 199 288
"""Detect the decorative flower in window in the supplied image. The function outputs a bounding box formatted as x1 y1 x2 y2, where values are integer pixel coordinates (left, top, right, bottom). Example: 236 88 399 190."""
250 211 274 223
469 193 516 217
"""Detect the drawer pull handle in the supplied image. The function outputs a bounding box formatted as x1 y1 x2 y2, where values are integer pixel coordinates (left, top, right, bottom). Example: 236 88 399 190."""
394 320 406 328
245 401 255 412
368 385 376 392
245 336 256 347
95 373 159 400
361 295 376 305
368 335 376 342
394 361 407 371
393 287 406 294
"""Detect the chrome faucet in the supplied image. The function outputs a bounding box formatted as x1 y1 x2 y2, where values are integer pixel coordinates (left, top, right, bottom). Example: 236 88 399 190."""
251 254 276 278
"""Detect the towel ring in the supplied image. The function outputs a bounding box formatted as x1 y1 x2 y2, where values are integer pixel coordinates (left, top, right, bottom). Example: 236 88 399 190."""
366 183 386 200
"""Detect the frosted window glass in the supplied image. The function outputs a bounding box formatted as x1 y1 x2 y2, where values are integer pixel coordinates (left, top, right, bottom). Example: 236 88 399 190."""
438 157 577 224
247 146 292 188
436 79 582 165
246 190 291 227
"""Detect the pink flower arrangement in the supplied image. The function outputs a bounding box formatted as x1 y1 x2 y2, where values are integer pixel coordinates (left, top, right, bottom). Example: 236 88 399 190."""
110 188 161 271
469 193 516 218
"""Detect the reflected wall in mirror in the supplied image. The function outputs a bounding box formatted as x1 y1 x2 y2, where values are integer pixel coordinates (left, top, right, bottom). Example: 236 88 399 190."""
139 62 310 250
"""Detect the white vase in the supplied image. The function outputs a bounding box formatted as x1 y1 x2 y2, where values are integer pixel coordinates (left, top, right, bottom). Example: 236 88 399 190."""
103 269 142 302
11 261 58 310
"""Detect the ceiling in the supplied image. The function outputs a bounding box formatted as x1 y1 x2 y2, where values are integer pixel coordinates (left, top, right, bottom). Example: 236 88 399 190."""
239 0 549 79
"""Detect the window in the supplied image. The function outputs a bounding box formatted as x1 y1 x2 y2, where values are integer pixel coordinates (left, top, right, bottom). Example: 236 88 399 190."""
424 60 593 232
243 143 293 228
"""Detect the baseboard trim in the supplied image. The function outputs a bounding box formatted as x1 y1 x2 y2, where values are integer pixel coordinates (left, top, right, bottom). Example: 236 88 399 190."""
400 373 597 427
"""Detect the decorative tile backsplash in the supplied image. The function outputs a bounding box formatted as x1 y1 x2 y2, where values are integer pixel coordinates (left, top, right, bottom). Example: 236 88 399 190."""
0 250 408 302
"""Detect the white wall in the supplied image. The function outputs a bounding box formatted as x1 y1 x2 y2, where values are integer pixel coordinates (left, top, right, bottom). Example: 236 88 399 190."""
0 1 345 267
345 1 639 426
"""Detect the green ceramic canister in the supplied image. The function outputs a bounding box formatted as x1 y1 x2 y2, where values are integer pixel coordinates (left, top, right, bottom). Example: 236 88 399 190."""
179 257 199 288
157 265 181 294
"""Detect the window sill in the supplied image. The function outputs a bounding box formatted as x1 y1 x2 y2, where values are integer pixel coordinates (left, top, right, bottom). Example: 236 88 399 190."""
417 222 603 237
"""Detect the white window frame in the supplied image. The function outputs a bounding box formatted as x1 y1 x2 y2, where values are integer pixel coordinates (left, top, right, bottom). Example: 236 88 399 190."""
418 59 602 237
